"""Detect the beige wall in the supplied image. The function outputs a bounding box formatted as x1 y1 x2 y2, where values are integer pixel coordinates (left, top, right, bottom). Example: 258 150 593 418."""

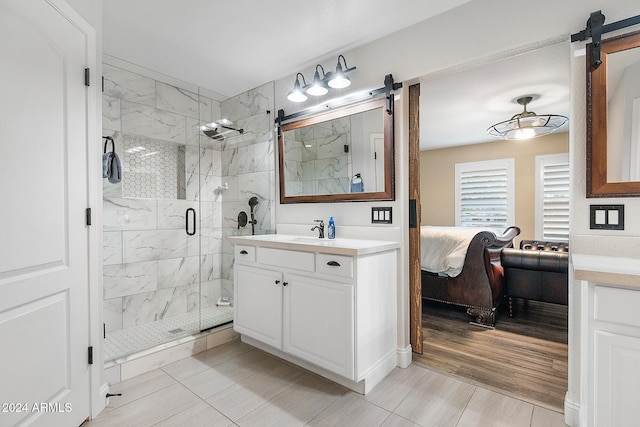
420 132 569 243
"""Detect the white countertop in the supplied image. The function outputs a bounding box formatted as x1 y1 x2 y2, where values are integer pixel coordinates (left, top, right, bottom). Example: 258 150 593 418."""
227 234 400 256
573 254 640 290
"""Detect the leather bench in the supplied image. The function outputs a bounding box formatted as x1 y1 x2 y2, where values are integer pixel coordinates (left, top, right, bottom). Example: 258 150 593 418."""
500 240 569 316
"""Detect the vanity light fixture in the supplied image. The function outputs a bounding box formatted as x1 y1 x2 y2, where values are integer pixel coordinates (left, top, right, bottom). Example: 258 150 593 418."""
287 73 308 103
306 64 329 96
287 55 357 102
487 96 568 140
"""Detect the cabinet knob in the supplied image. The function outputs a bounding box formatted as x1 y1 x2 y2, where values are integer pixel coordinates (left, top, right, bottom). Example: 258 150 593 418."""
239 250 248 255
327 261 341 267
283 282 288 286
275 280 280 284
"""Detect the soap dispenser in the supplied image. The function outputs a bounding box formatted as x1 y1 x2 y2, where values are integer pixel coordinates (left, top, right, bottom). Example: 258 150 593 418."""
327 216 335 239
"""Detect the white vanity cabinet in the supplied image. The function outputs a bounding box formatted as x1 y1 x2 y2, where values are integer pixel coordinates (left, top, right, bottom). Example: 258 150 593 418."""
574 255 640 427
229 235 399 394
284 272 355 379
234 264 283 349
584 284 640 426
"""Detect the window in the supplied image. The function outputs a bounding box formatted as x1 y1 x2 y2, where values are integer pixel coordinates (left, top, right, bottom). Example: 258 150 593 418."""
535 153 570 242
455 158 515 230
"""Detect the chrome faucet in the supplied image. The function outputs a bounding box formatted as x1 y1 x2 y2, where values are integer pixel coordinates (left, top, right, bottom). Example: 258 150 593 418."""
311 219 325 238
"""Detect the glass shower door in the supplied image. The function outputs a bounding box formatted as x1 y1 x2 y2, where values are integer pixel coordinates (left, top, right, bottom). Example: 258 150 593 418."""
197 89 233 331
102 63 207 363
102 131 203 362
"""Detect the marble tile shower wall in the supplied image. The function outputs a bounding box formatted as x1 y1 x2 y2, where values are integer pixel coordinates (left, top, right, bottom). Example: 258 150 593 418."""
284 118 352 196
101 63 225 333
218 82 276 296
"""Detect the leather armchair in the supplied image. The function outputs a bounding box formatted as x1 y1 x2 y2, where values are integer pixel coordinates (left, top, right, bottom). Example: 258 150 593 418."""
500 240 569 316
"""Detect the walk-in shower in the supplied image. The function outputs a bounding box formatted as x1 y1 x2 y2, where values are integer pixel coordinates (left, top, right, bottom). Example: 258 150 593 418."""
102 67 231 365
101 61 275 369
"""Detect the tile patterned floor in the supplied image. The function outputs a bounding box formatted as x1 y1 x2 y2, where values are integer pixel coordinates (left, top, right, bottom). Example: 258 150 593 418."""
85 339 567 427
105 306 234 362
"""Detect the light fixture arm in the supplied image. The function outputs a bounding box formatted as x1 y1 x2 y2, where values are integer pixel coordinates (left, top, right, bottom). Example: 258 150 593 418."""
295 72 307 88
313 64 326 81
336 54 356 73
512 96 536 119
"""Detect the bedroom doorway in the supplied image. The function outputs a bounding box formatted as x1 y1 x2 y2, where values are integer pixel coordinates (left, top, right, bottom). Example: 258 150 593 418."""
408 40 570 412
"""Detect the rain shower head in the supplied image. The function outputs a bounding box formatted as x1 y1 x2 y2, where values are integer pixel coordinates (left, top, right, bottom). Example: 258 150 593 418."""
201 121 244 140
202 128 224 140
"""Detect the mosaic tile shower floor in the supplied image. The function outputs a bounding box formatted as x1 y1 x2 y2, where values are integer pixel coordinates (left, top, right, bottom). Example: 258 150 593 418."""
105 306 234 363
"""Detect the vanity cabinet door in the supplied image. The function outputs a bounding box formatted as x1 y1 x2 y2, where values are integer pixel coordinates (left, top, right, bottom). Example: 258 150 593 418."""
283 274 355 379
234 265 283 348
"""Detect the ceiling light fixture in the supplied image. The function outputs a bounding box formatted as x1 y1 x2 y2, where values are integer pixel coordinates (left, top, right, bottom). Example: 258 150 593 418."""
487 96 568 140
287 73 308 103
287 55 357 103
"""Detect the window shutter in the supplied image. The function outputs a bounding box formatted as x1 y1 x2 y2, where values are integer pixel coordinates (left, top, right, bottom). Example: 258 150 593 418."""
456 159 514 230
540 160 570 241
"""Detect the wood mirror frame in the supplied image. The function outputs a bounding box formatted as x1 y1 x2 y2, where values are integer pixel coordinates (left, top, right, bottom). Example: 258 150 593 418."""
587 29 640 197
278 96 395 203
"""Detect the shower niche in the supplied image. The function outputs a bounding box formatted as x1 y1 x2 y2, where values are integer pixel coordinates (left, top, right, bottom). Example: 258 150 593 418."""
120 134 188 200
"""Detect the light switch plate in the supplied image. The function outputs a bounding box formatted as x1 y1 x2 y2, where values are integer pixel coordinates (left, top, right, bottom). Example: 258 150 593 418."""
372 207 392 224
590 204 624 230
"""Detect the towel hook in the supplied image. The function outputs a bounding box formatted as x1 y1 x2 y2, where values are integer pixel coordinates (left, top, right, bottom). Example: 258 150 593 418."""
103 136 115 154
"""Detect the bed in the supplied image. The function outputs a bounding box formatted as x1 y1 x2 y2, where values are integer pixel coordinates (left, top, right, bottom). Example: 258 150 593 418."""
420 226 521 326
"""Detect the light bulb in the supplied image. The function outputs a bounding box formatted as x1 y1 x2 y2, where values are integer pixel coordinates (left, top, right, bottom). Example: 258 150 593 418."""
328 74 351 89
513 128 536 139
306 83 328 96
287 89 307 102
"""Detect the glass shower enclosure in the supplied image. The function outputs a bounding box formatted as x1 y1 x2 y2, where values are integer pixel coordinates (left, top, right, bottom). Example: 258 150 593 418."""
101 62 231 364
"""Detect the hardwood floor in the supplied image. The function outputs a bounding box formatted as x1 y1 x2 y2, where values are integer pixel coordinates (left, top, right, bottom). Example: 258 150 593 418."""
414 298 568 412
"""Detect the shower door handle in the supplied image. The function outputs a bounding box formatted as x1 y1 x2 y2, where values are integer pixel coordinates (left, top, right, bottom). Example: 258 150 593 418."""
186 208 196 236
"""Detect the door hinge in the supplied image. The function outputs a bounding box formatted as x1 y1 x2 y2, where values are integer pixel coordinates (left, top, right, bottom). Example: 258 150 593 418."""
84 68 90 87
86 208 92 226
88 346 94 365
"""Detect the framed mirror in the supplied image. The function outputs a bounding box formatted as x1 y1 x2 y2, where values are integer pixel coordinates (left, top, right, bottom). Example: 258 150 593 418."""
587 29 640 197
278 96 395 203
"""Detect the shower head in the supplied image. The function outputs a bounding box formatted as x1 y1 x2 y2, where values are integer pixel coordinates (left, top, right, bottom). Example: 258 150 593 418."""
201 121 244 140
248 196 259 208
202 128 224 140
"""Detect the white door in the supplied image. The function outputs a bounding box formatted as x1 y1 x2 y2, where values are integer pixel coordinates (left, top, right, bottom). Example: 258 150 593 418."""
283 274 354 379
0 1 91 426
234 265 283 348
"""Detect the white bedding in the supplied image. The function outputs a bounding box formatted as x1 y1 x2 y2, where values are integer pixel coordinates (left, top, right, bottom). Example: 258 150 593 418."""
420 226 491 278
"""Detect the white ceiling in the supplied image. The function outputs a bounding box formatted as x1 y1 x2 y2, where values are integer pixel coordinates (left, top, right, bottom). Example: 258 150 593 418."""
102 0 471 97
102 1 570 151
420 41 571 150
